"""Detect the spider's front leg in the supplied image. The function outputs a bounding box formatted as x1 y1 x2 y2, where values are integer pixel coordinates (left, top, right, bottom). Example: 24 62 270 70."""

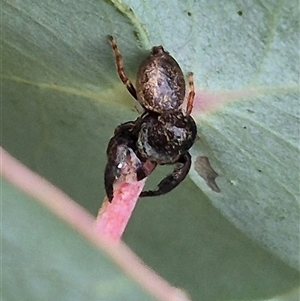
104 121 156 202
104 144 137 202
140 152 192 197
105 121 137 201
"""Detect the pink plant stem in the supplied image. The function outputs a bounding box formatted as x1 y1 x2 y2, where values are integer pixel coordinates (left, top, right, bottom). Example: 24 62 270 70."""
94 180 146 243
1 148 192 300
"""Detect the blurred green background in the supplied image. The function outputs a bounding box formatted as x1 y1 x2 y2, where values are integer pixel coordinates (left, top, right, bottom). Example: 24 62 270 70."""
2 0 299 300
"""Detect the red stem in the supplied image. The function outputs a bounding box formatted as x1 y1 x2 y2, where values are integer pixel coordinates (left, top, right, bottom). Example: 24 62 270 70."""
94 180 146 243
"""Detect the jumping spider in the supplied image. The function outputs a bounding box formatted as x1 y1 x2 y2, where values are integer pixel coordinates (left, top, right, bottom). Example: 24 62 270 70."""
105 35 197 202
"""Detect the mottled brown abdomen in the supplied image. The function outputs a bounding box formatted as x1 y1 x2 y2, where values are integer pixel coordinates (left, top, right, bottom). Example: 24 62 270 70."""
136 46 186 113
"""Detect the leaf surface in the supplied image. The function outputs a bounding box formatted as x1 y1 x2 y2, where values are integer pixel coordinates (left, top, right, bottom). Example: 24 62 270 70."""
2 0 299 300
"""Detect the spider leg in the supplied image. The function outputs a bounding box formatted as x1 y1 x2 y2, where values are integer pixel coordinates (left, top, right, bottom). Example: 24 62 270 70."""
105 120 156 201
136 160 157 181
186 72 195 115
105 121 136 202
140 152 192 197
104 159 119 202
108 35 137 100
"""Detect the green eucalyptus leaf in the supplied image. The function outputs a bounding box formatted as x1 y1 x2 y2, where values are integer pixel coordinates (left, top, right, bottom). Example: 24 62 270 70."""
2 0 299 300
2 179 159 301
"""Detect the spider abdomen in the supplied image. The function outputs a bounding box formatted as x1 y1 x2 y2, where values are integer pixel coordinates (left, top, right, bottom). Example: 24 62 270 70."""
136 46 185 113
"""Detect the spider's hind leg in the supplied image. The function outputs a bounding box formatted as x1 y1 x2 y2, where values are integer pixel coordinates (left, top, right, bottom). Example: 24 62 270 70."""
186 72 195 115
108 35 137 100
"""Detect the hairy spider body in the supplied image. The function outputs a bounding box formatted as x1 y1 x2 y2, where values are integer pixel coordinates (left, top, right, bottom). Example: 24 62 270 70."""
105 35 197 201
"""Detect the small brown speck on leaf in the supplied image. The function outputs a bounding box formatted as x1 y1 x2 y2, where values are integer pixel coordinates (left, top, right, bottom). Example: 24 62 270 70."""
194 156 221 192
